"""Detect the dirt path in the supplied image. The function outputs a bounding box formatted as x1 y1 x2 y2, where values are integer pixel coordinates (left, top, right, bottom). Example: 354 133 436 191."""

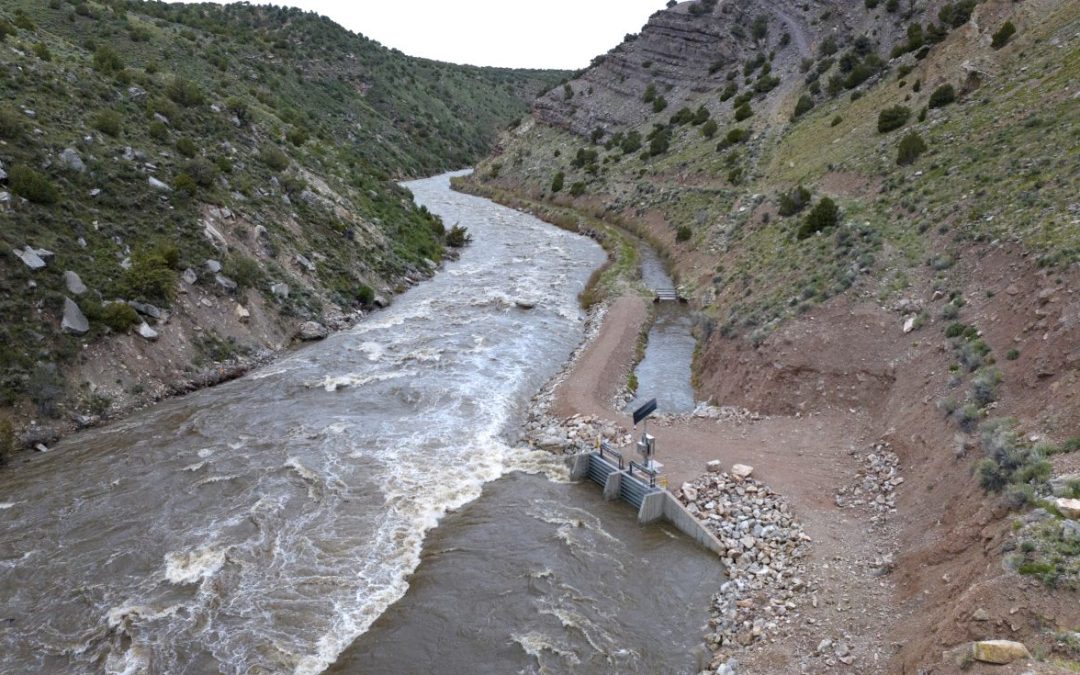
549 294 908 673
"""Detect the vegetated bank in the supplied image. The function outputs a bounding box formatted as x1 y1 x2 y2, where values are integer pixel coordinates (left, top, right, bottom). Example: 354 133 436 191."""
461 0 1080 671
0 1 567 453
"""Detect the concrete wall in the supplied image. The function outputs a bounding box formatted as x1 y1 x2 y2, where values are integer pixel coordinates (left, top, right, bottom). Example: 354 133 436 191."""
639 490 724 557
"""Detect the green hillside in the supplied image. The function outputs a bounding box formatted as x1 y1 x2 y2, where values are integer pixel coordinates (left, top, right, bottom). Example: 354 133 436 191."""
0 0 564 430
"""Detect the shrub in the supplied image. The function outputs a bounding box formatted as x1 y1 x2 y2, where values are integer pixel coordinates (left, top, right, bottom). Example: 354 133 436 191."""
185 158 218 187
100 303 140 332
32 42 52 61
173 173 197 196
652 95 668 113
692 105 711 125
648 128 671 156
569 181 586 197
0 106 25 140
797 197 839 239
778 186 812 216
446 224 472 247
226 97 250 126
93 110 122 137
792 94 814 119
971 367 1003 406
286 126 309 147
670 107 695 125
701 119 718 139
122 244 179 305
643 83 656 103
260 146 290 171
734 102 753 121
1006 348 1020 361
9 165 58 204
991 21 1015 49
928 83 956 108
551 171 564 193
93 45 123 73
175 137 197 158
224 255 263 290
725 127 750 145
819 36 838 57
830 115 842 127
166 77 204 107
676 225 692 242
719 82 738 101
620 131 642 154
896 132 928 165
877 105 911 133
148 120 168 141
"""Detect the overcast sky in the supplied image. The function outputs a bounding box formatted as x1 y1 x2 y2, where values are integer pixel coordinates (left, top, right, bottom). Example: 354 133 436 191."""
169 0 668 69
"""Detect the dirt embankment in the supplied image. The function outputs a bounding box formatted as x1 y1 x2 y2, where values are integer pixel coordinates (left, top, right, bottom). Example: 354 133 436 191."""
540 239 1080 672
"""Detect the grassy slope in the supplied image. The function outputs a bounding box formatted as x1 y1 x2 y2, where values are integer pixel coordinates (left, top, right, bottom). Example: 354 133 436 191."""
0 0 564 421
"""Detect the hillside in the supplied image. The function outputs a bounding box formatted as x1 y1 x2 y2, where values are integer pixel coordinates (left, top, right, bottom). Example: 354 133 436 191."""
0 0 565 446
462 0 1080 671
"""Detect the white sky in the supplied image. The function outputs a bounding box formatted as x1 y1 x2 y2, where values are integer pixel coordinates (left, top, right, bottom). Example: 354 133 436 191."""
168 0 669 69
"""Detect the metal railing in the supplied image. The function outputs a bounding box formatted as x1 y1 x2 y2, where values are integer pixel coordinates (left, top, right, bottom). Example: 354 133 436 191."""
627 460 658 487
598 441 624 470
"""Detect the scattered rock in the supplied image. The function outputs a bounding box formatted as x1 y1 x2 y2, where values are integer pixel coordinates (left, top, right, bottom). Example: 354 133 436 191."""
706 459 724 473
972 640 1031 664
973 608 991 621
1056 497 1080 520
295 254 316 273
235 304 250 322
215 274 238 292
60 271 87 296
12 246 46 270
61 297 89 334
128 301 163 320
298 321 328 341
204 259 222 274
182 268 198 285
270 282 290 299
373 294 390 308
136 322 159 341
59 147 86 172
902 315 917 333
148 176 171 191
515 298 537 310
731 464 754 480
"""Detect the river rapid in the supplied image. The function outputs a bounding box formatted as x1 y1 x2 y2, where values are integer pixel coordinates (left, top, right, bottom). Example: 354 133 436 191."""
0 172 722 674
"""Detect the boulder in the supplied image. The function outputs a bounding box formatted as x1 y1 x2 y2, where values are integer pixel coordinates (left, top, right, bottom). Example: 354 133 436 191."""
972 640 1030 664
128 301 162 320
1049 473 1080 497
59 147 86 172
0 165 7 182
732 464 755 480
681 483 699 501
147 176 171 191
1055 497 1080 520
1062 519 1080 543
136 322 159 341
373 294 390 308
295 254 316 273
63 271 87 295
12 246 46 270
270 282 290 299
204 259 222 274
235 304 250 322
297 321 328 341
515 298 537 310
61 297 89 334
182 268 198 285
903 316 917 333
706 459 724 473
214 274 238 292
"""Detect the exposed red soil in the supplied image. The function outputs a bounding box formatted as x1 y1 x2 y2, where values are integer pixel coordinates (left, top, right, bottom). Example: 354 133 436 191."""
548 240 1080 672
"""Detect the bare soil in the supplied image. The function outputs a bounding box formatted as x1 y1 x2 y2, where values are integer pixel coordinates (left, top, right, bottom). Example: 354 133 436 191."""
547 241 1080 673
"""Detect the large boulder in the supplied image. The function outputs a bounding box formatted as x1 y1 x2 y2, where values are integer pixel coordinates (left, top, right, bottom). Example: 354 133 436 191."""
148 176 171 191
731 464 755 480
1056 497 1080 520
12 246 46 270
63 271 87 295
128 301 163 320
59 147 86 172
61 297 89 334
136 322 159 341
214 274 238 292
972 640 1031 664
297 321 328 341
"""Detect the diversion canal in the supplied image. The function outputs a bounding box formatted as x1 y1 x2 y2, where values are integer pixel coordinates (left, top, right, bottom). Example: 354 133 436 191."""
0 171 722 674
